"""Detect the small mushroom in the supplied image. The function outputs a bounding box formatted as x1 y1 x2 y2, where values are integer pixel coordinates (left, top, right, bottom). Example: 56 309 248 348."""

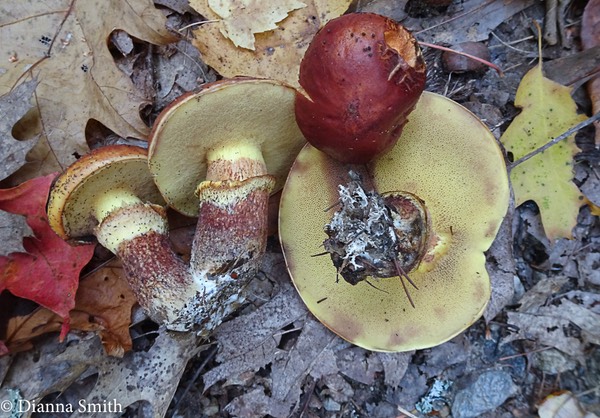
279 92 509 352
148 78 305 276
295 13 426 164
48 145 259 334
47 145 200 330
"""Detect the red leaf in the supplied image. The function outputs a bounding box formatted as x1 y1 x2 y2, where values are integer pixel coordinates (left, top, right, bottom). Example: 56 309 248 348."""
0 174 95 340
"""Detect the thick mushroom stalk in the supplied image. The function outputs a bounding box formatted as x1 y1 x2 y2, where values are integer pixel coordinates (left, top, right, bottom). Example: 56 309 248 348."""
192 144 276 275
47 146 200 331
148 78 306 278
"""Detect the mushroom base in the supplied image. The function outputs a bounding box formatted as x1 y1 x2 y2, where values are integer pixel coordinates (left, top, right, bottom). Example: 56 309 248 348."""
192 175 276 275
324 171 429 286
118 230 199 331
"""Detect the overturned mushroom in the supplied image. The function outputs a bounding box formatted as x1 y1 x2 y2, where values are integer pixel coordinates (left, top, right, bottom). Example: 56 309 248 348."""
279 92 509 352
147 78 305 277
47 145 248 333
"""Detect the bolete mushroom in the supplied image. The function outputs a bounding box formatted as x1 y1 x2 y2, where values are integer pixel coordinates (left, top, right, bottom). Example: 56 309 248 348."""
279 92 509 352
46 145 202 330
294 13 426 164
147 78 305 276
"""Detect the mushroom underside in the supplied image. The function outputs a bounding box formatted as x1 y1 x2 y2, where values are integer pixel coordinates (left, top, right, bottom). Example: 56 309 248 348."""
279 92 509 352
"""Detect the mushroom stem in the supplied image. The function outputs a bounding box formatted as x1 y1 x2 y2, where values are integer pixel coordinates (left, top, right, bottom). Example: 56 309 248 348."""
191 143 275 275
93 188 143 223
98 203 198 329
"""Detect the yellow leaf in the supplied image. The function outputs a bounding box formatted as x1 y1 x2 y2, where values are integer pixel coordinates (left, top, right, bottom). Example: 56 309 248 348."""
208 0 307 50
190 0 352 88
0 0 176 178
501 60 586 240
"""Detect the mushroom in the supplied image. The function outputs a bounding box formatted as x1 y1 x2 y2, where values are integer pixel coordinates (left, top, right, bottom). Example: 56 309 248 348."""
147 78 305 277
294 13 426 164
46 145 202 330
279 92 509 352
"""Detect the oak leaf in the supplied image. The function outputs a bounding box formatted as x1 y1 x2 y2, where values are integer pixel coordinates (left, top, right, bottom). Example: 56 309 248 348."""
208 0 306 50
0 79 39 181
501 57 586 240
0 0 176 178
190 0 351 88
0 174 95 340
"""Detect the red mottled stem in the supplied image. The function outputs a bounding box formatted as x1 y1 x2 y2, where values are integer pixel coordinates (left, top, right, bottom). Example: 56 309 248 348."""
96 203 198 331
192 176 275 275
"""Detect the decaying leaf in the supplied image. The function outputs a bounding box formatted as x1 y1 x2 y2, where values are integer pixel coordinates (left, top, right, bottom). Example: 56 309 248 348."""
0 174 95 340
0 79 39 181
538 391 599 418
500 46 587 240
208 0 306 50
203 277 308 389
189 0 351 87
505 277 600 359
1 329 202 417
0 0 176 178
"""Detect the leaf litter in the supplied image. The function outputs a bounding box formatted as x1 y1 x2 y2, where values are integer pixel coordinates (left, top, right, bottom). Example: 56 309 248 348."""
1 0 600 417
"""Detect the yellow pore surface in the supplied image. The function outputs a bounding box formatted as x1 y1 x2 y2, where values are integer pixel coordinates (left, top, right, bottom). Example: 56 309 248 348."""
279 92 509 352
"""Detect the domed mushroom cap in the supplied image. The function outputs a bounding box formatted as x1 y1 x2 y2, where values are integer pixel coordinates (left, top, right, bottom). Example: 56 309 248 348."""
279 92 509 352
148 78 306 217
47 145 165 241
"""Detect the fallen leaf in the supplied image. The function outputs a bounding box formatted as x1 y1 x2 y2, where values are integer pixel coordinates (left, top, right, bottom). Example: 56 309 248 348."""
500 42 587 240
0 79 39 181
0 174 95 340
2 328 202 417
208 0 307 50
203 277 307 389
414 0 535 45
0 0 177 176
538 391 599 418
2 261 136 357
505 280 600 359
189 0 351 88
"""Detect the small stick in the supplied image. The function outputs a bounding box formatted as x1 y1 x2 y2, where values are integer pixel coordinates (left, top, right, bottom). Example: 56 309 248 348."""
509 112 600 170
394 259 418 308
419 41 504 76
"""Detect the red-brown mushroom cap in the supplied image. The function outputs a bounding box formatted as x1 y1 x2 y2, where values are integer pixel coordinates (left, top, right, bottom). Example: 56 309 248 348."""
279 92 509 352
147 78 306 217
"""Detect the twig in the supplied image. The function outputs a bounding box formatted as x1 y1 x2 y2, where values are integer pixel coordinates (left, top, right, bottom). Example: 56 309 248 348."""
178 19 220 32
397 405 419 418
509 112 600 170
419 41 504 76
172 344 218 414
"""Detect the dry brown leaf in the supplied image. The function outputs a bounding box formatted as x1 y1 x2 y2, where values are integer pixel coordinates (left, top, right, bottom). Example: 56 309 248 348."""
505 282 600 359
208 0 307 50
0 0 176 179
538 391 599 418
2 329 201 417
2 261 136 357
189 0 351 88
203 277 307 389
0 79 39 181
